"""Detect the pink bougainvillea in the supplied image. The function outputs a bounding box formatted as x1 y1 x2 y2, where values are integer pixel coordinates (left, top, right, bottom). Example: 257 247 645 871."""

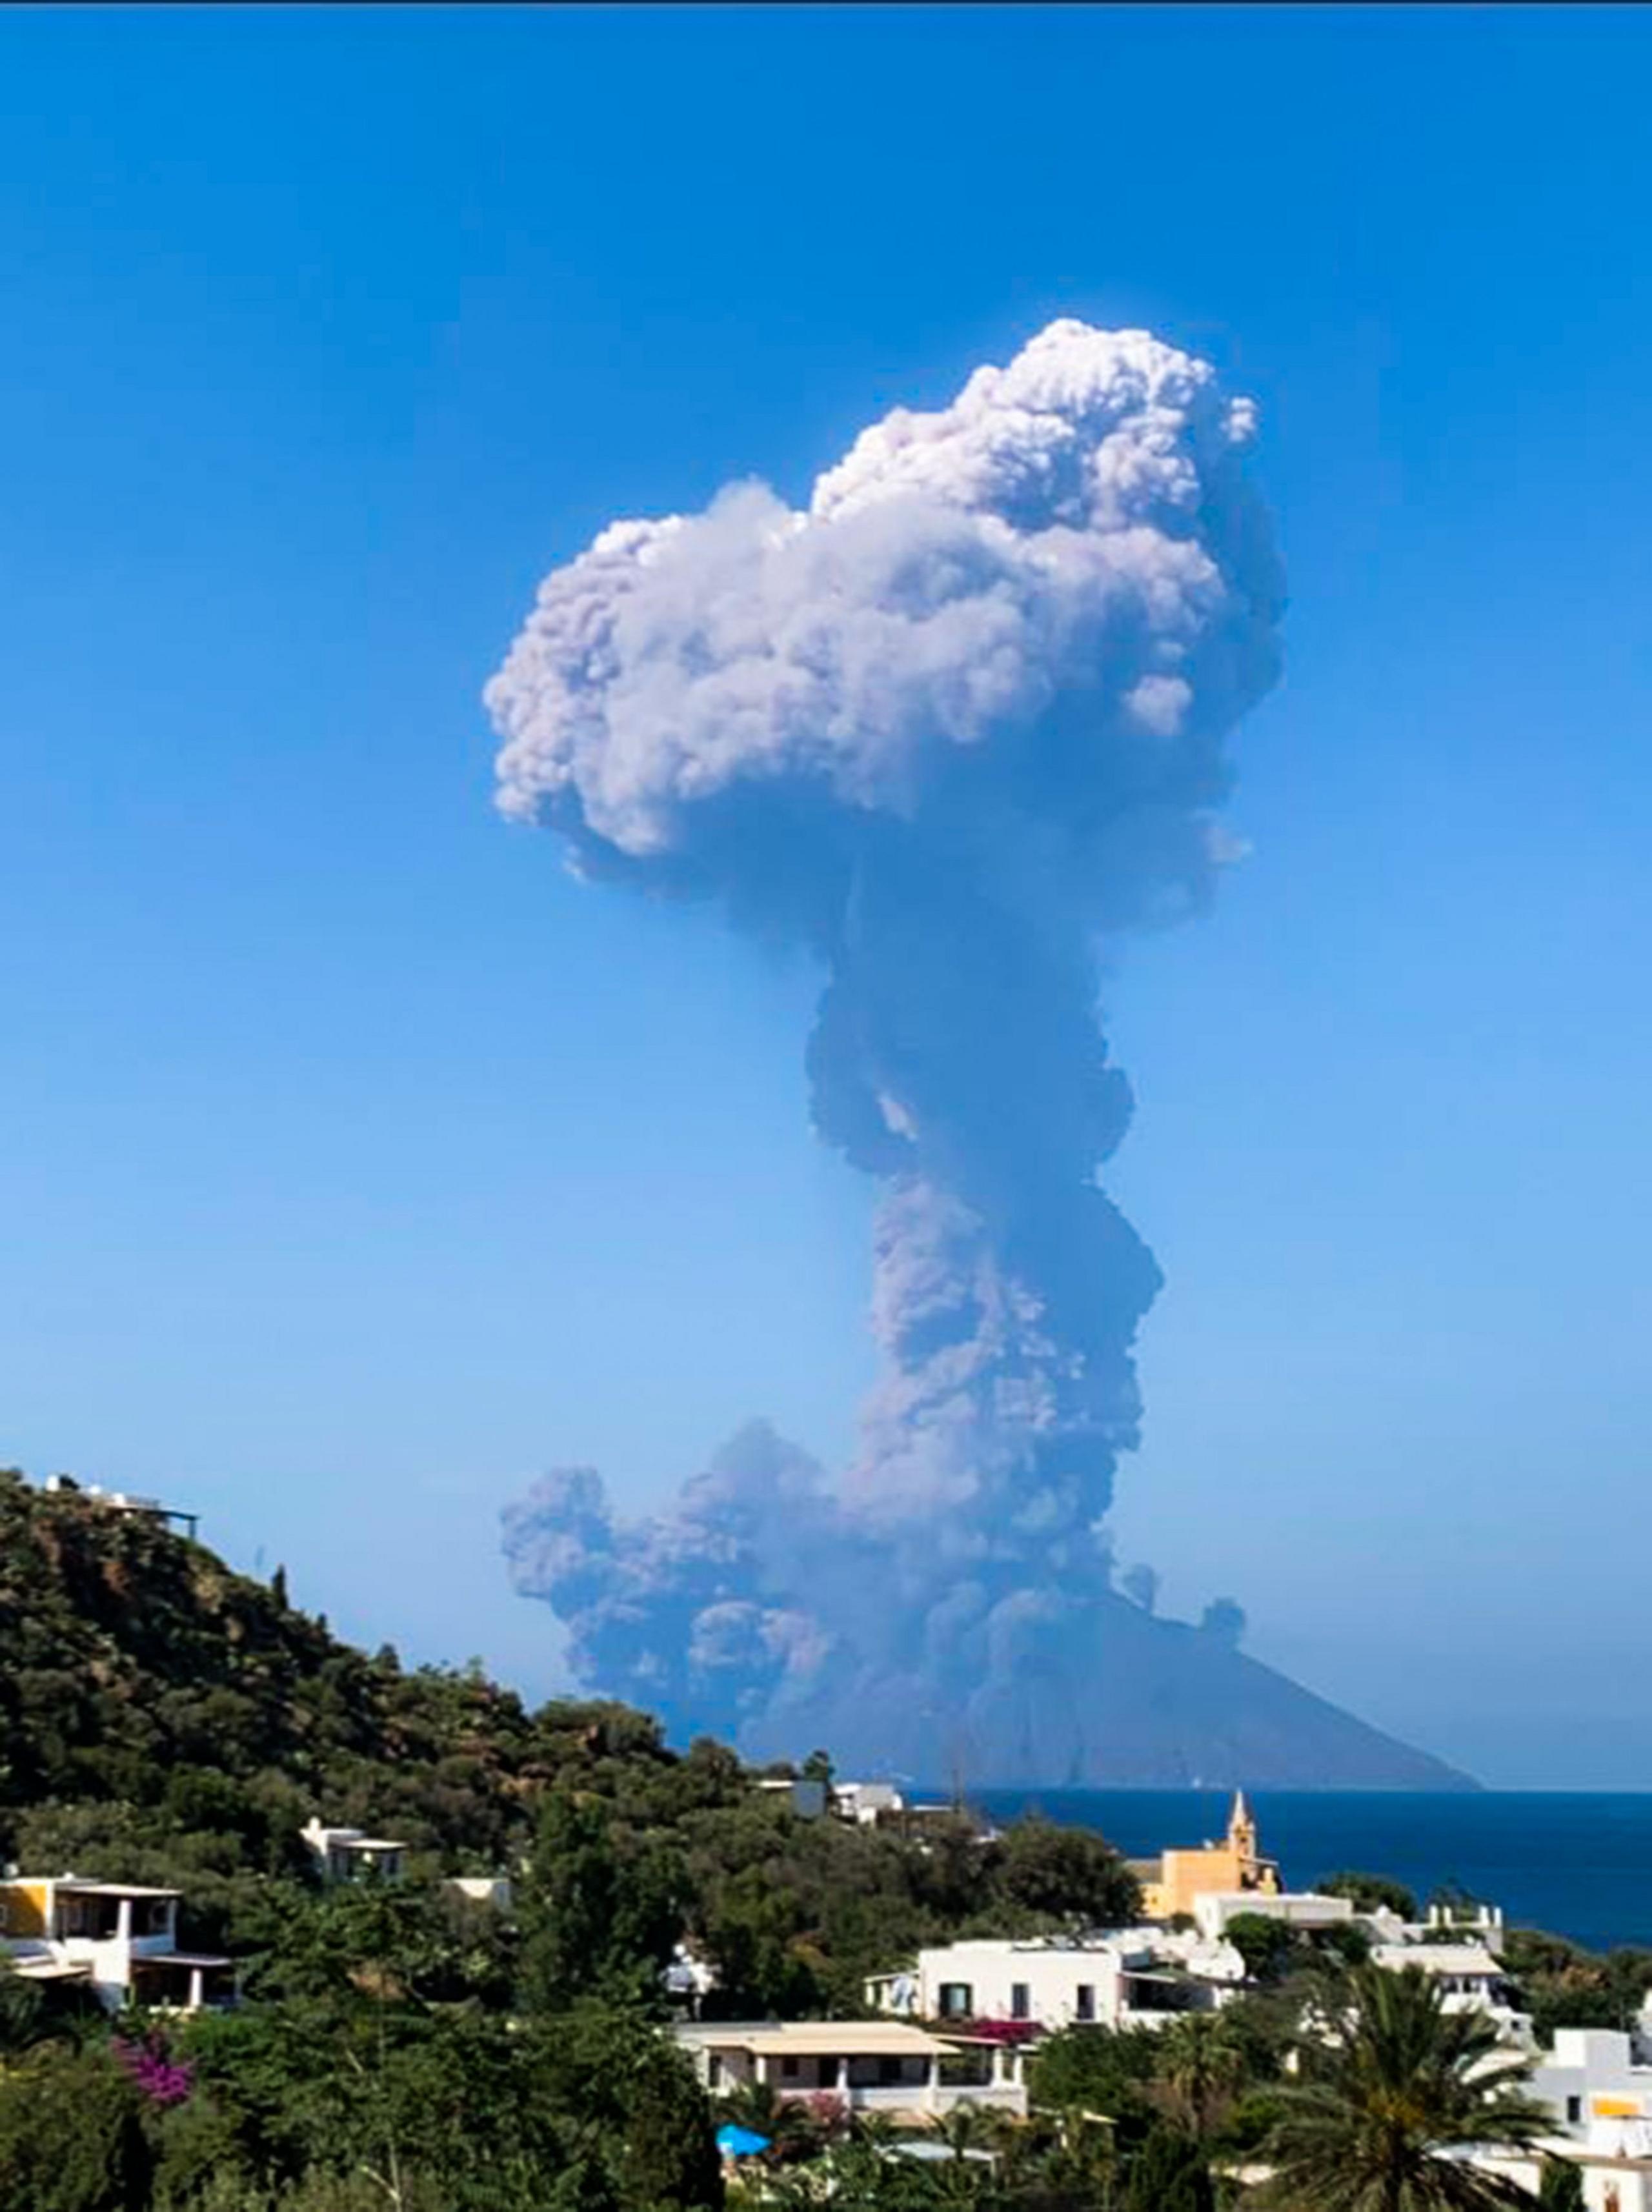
113 2034 195 2108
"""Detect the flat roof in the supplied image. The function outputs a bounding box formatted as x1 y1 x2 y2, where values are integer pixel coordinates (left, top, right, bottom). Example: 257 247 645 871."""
3 1880 183 1899
918 1934 1147 1956
1372 1944 1502 1975
680 2022 952 2059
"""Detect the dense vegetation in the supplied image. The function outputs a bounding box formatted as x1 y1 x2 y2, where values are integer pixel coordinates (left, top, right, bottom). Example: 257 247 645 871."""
0 1471 1134 1985
0 1471 1135 2206
3 1469 1648 2209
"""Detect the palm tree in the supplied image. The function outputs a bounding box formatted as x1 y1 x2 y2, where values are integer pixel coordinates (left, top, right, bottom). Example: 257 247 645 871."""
931 2098 994 2162
1250 1964 1549 2211
849 2107 905 2152
1149 2013 1251 2140
718 2075 823 2164
921 2103 1003 2206
1038 2106 1120 2211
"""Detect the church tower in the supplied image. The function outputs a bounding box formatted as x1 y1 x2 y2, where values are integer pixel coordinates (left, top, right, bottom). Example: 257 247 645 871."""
1226 1789 1280 1893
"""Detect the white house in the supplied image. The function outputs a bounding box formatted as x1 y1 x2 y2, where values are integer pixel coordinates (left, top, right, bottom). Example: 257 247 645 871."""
867 1931 1244 2034
301 1819 407 1885
40 1474 199 1540
1529 2029 1652 2142
0 1876 234 2013
1419 1900 1506 1949
1192 1891 1358 1940
1472 2030 1652 2212
1465 2140 1652 2212
1367 1940 1528 2036
832 1782 905 1827
674 2019 1027 2120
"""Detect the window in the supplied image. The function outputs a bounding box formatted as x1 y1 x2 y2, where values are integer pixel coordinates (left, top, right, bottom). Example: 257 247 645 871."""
781 2058 800 2080
938 1982 973 2018
60 1895 121 1941
1076 1984 1095 2022
1567 2097 1582 2126
1011 1983 1031 2021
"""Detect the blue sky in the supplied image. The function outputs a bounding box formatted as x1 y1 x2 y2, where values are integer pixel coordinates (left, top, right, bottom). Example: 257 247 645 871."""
2 6 1648 1785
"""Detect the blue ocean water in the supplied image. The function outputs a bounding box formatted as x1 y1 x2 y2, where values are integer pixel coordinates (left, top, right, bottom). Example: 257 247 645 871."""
968 1791 1652 1954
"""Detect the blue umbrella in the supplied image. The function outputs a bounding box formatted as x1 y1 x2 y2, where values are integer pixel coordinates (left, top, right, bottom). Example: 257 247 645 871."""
716 2124 772 2158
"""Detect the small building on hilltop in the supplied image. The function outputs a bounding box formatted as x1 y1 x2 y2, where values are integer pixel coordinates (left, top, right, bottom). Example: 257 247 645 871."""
832 1781 904 1827
0 1875 234 2013
301 1819 407 1885
39 1473 199 1541
1138 1791 1281 1920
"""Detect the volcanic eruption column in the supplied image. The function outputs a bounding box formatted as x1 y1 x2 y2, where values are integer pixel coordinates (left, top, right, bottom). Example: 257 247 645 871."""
487 321 1285 1767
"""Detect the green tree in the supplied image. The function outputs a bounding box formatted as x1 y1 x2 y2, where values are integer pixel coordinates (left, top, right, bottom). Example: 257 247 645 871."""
556 2008 724 2209
1252 1964 1548 2209
518 1789 683 2013
1147 2013 1249 2140
1124 2122 1215 2212
1537 2158 1586 2212
181 2000 641 2211
1316 1920 1375 1970
0 1957 48 2055
1225 1912 1301 1986
697 1865 822 2018
0 2044 156 2212
990 1818 1139 1928
1320 1873 1420 1922
924 2102 1007 2207
1029 2022 1160 2129
1502 1929 1652 2040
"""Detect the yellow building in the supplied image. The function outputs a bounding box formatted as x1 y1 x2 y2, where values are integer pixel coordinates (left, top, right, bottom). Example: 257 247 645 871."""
1138 1792 1280 1921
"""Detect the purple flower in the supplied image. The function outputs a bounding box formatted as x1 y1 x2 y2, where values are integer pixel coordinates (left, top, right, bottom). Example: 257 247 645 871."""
113 2035 196 2109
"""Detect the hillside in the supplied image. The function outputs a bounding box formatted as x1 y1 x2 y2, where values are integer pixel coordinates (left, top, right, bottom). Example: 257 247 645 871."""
0 1469 667 1930
0 1467 1140 1998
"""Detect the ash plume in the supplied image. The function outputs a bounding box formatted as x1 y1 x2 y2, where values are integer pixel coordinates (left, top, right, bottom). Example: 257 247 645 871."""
489 321 1287 1776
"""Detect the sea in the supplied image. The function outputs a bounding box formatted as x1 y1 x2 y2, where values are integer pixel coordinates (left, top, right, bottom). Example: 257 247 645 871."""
966 1791 1652 1955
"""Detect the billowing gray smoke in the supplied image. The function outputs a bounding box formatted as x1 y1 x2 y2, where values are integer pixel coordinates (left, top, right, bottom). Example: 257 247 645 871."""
489 321 1286 1778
